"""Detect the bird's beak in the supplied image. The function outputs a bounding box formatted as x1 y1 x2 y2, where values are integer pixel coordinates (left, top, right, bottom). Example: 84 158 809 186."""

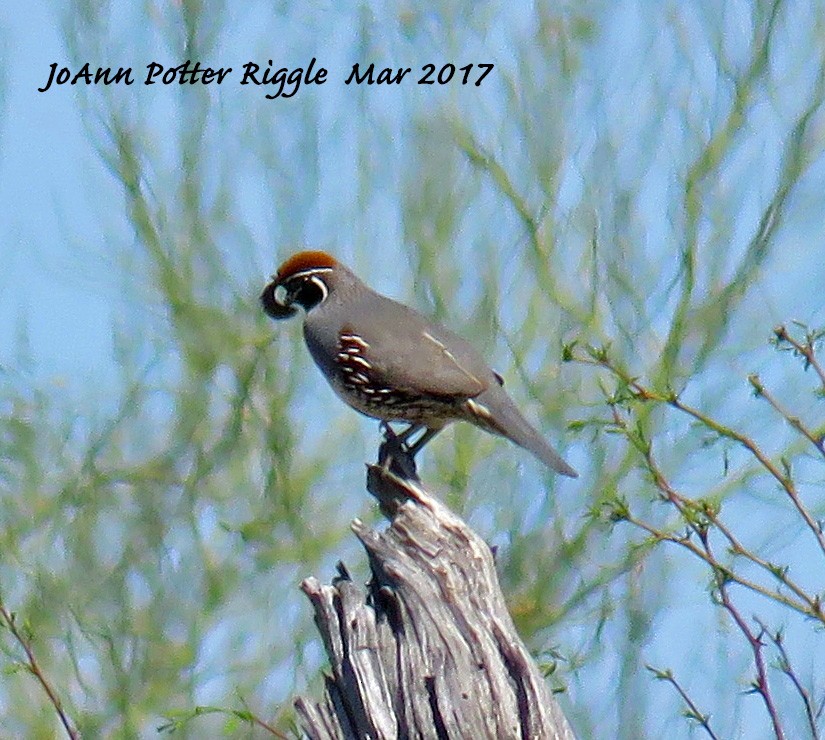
260 278 298 320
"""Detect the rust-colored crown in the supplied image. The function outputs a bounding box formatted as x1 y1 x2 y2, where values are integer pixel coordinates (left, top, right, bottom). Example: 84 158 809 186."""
276 250 338 280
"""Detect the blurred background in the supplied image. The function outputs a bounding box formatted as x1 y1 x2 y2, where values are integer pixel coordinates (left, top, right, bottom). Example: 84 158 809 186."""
1 1 824 737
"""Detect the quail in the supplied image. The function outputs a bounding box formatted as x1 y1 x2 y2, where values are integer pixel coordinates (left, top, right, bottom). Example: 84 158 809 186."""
260 250 577 477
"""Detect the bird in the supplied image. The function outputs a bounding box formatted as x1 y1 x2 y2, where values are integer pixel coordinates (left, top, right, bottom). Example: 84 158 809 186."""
260 250 577 478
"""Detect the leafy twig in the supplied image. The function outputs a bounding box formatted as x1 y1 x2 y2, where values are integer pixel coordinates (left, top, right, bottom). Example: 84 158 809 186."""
157 704 288 737
0 605 79 740
595 402 824 625
755 618 820 740
773 325 825 392
748 374 825 459
575 344 825 559
711 581 784 740
646 664 720 739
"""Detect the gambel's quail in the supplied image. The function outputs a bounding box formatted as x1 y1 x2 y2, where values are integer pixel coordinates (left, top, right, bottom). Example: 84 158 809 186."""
261 250 577 477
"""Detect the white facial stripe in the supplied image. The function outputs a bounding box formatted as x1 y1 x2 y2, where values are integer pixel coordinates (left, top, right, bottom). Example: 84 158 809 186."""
287 267 334 280
274 284 289 306
308 275 329 304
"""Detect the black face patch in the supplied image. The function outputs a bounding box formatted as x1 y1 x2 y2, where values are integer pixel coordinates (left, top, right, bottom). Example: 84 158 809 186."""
493 371 505 386
290 276 327 311
261 272 329 319
261 280 297 319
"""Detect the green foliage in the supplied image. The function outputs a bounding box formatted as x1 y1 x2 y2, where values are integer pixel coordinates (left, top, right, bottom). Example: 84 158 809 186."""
2 0 825 738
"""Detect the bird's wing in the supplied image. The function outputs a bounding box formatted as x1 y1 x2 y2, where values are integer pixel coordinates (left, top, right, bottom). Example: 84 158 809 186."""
343 300 491 399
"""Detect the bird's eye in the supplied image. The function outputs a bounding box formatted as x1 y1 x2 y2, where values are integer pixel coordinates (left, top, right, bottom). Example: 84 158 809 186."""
274 284 290 306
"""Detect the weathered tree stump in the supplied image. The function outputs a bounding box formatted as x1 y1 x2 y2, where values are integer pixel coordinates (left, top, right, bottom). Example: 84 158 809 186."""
294 460 576 740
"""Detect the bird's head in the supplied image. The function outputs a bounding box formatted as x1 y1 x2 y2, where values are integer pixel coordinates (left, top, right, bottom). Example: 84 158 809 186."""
261 250 339 320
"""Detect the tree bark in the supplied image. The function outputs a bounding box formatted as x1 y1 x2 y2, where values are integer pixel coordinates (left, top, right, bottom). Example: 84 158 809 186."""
294 462 576 740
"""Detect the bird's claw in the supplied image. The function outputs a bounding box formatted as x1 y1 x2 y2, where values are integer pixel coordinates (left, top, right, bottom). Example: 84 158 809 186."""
379 421 397 443
378 426 419 481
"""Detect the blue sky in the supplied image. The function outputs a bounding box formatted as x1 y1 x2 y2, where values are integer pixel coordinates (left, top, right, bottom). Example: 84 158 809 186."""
5 2 824 390
3 2 825 738
1 2 122 388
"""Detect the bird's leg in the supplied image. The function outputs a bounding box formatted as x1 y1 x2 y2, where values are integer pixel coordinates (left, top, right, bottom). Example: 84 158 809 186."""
377 423 445 479
378 423 422 480
380 422 422 450
380 423 443 458
405 427 442 458
393 423 424 447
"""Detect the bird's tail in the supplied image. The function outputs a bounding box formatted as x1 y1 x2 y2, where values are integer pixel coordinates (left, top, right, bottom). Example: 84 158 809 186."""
466 389 578 477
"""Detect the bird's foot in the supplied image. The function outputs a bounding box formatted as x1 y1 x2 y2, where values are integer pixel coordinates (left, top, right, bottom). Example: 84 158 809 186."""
378 423 419 481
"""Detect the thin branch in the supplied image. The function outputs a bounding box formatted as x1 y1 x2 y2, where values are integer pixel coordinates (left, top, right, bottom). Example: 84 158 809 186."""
646 664 720 739
748 374 825 459
576 347 825 558
594 389 825 625
754 618 821 740
664 395 825 558
0 605 79 740
157 705 288 738
774 325 825 392
711 578 785 740
660 0 784 381
707 514 822 620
